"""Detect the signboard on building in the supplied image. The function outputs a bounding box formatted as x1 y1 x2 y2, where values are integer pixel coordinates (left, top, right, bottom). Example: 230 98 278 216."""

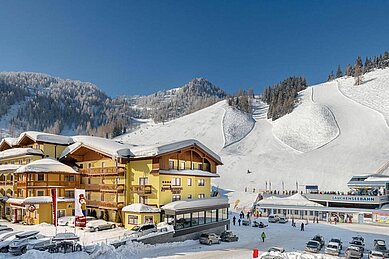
373 212 389 224
74 189 87 227
331 196 377 202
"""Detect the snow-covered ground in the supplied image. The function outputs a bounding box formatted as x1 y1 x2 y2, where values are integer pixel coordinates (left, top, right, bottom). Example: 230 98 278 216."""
116 69 389 192
338 68 389 127
271 88 339 153
222 104 255 147
3 214 389 259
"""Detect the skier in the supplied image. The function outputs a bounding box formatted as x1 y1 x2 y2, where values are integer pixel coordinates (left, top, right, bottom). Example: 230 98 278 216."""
261 231 266 242
238 218 241 226
232 216 236 226
300 222 305 231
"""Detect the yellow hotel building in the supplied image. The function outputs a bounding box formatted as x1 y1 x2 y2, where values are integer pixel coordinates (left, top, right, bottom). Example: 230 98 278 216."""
0 132 223 227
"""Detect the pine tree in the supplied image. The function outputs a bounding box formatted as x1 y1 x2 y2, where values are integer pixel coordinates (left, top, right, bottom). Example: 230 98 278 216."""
354 56 364 85
336 65 343 78
327 71 335 81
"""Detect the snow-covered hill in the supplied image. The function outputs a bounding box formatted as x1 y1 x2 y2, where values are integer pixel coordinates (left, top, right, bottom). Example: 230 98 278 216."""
117 68 389 192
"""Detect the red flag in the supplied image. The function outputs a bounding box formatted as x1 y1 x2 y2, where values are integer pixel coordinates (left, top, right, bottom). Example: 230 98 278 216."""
51 188 58 227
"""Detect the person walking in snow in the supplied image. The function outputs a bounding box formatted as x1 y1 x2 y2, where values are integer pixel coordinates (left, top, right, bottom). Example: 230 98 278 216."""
233 216 236 226
292 218 295 227
300 222 305 231
261 231 266 242
238 218 241 226
246 212 250 220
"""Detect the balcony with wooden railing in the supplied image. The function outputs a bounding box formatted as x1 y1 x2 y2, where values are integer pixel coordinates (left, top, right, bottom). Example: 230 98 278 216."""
79 167 126 176
86 200 123 209
0 180 14 186
80 183 125 192
16 181 78 188
129 185 152 194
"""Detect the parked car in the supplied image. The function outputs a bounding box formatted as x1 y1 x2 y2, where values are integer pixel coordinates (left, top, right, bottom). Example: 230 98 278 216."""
311 235 325 248
325 242 341 256
268 247 285 253
58 216 75 226
25 237 53 252
252 221 268 228
68 216 97 227
278 216 288 224
369 250 385 259
349 239 365 253
0 226 13 234
127 224 157 238
345 245 364 259
86 220 116 232
220 231 238 242
329 237 343 250
49 233 82 253
352 236 365 244
305 240 321 253
0 231 23 253
199 233 221 245
268 215 280 223
8 231 45 255
373 239 389 258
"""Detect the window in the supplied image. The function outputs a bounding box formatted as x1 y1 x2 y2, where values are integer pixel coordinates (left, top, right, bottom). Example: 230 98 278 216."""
26 159 31 164
65 190 75 198
187 194 192 199
187 178 192 186
172 178 181 186
88 163 92 168
18 160 23 165
198 164 203 170
64 175 75 182
37 174 44 181
198 179 205 186
144 215 154 224
169 160 174 169
198 193 205 199
101 162 105 168
206 210 217 223
128 215 138 225
57 209 66 218
180 161 185 170
219 208 228 221
172 195 181 202
37 190 44 196
139 196 148 204
139 177 148 185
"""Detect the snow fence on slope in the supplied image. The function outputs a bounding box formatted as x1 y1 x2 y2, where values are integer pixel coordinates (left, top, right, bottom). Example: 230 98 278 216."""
338 68 389 128
222 104 255 147
271 87 339 153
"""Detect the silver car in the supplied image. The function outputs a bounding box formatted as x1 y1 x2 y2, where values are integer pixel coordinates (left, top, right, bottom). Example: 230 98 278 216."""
86 219 116 232
305 240 321 253
325 242 341 256
199 233 221 245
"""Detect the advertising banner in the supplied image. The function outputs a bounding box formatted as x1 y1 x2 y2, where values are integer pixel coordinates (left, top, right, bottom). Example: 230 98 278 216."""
51 188 58 227
74 189 87 227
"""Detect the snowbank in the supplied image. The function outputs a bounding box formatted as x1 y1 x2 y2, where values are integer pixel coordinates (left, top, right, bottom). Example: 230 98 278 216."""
338 67 389 127
271 88 339 152
222 104 255 147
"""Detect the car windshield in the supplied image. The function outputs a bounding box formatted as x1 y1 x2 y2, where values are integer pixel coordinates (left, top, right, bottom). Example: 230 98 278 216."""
376 245 387 251
352 241 362 245
307 242 318 247
327 245 337 249
331 239 340 243
131 226 140 231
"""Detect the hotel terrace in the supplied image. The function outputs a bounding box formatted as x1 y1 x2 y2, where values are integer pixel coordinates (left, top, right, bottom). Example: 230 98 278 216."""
0 131 223 227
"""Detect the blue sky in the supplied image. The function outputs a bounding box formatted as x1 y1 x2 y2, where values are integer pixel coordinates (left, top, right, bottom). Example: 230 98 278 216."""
0 1 388 96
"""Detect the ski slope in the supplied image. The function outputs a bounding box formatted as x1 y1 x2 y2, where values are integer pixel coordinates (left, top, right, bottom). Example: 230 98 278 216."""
117 69 389 192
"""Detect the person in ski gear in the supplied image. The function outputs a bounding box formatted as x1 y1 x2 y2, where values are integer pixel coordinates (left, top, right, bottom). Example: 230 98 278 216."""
300 222 305 231
261 231 266 242
238 218 241 226
233 216 236 226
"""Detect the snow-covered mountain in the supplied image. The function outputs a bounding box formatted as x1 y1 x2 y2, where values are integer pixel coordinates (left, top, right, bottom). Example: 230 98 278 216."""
116 68 389 192
0 73 225 137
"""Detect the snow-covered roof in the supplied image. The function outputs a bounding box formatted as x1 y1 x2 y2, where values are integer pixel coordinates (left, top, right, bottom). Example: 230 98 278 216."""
0 137 18 148
6 196 74 205
17 131 74 145
159 169 219 178
0 148 44 160
0 164 21 172
122 203 161 213
162 197 229 212
15 158 78 174
61 135 134 160
130 139 222 164
257 193 324 207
